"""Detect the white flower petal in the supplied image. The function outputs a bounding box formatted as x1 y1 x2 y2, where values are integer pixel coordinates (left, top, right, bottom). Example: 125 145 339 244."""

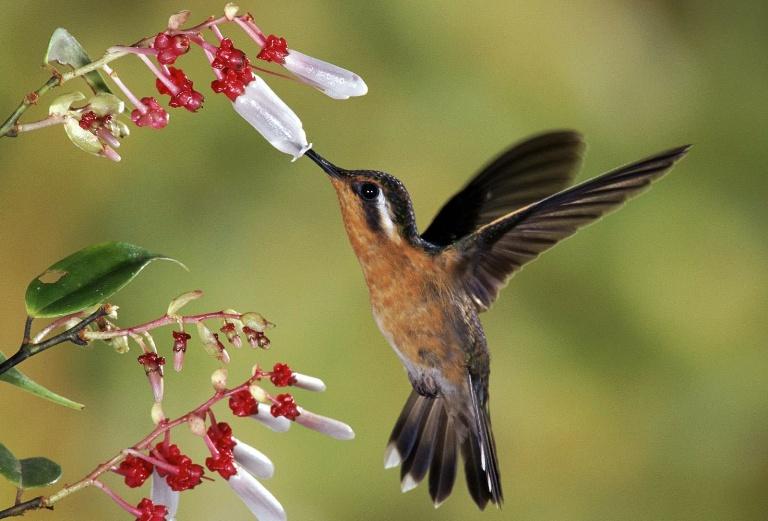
233 77 310 160
233 437 275 479
295 407 355 440
151 469 179 521
283 50 368 100
229 463 286 521
291 373 326 392
249 403 292 432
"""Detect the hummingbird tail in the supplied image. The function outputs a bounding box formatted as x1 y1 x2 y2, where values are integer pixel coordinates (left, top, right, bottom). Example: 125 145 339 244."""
384 390 502 509
463 376 503 509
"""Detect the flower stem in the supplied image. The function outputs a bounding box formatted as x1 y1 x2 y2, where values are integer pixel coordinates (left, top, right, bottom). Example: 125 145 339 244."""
234 16 266 46
92 480 140 517
137 54 178 95
85 311 242 340
210 23 225 42
14 115 66 133
102 64 146 112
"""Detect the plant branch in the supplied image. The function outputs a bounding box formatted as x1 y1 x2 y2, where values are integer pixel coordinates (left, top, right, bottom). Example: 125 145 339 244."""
0 376 257 519
0 307 107 377
84 311 241 340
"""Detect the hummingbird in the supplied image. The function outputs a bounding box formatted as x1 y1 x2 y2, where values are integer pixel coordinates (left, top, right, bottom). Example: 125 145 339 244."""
304 131 690 509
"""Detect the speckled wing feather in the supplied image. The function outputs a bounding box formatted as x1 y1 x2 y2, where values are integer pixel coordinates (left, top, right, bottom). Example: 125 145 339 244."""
454 145 691 310
421 131 585 246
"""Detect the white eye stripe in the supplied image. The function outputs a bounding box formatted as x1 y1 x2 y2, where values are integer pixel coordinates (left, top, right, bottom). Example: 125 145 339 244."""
375 192 395 236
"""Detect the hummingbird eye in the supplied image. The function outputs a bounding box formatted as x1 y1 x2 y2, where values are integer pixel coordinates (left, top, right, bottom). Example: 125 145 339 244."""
359 183 380 201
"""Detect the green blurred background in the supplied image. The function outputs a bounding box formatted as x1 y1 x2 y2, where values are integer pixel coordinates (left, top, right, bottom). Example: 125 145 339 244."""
1 1 767 520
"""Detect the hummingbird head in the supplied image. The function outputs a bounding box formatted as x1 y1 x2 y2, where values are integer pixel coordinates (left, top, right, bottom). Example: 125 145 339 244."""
305 149 425 248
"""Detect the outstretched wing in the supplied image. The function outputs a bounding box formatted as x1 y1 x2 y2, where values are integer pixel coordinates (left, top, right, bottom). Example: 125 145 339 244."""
421 131 585 247
453 145 691 311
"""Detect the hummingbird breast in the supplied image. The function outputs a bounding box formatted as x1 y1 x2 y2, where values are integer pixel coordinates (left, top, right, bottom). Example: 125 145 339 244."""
356 239 488 396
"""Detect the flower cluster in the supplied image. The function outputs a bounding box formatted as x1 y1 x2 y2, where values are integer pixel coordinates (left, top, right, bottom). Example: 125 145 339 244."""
59 291 355 520
101 364 353 521
21 4 367 161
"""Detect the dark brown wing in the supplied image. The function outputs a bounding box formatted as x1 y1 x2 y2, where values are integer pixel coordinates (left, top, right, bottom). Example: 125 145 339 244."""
421 131 585 246
454 145 691 311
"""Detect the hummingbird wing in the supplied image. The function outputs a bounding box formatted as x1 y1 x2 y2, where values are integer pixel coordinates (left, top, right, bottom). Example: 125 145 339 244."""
421 130 585 246
453 145 691 310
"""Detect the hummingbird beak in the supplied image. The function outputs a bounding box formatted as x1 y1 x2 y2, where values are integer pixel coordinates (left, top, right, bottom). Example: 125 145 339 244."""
305 149 345 179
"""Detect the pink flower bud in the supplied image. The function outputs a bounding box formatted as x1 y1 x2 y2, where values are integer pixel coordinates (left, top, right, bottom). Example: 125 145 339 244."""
138 353 166 403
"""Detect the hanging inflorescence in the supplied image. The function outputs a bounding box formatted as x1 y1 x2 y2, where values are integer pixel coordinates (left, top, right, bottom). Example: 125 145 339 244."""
12 289 354 521
0 3 367 161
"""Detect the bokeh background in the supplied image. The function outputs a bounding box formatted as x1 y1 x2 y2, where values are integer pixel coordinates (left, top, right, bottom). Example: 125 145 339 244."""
1 1 767 520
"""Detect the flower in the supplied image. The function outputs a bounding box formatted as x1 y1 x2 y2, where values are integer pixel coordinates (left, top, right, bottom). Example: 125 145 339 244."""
232 77 310 160
205 422 238 479
196 322 231 364
155 67 204 112
249 403 292 432
171 331 191 372
210 38 255 101
50 92 130 161
270 393 299 420
153 443 205 492
294 407 355 440
138 352 166 403
256 34 367 100
153 32 190 65
232 437 274 479
135 498 168 521
229 388 258 416
131 97 169 129
228 462 286 521
269 363 296 387
150 469 179 521
283 50 368 100
117 455 153 488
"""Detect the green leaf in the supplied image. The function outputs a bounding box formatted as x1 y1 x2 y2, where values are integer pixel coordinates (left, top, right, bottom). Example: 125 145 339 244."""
19 458 61 488
0 444 21 486
44 28 112 94
0 351 84 410
25 242 185 318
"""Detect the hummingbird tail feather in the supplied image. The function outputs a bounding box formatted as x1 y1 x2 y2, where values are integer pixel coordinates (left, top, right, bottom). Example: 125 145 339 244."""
463 376 503 509
385 389 501 509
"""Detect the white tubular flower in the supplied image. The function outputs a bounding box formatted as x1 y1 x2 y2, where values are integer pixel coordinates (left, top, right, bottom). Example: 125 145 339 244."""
294 407 355 441
256 35 367 100
232 77 311 160
232 437 275 479
151 469 179 521
228 462 286 521
291 372 326 392
249 403 291 432
283 50 368 100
